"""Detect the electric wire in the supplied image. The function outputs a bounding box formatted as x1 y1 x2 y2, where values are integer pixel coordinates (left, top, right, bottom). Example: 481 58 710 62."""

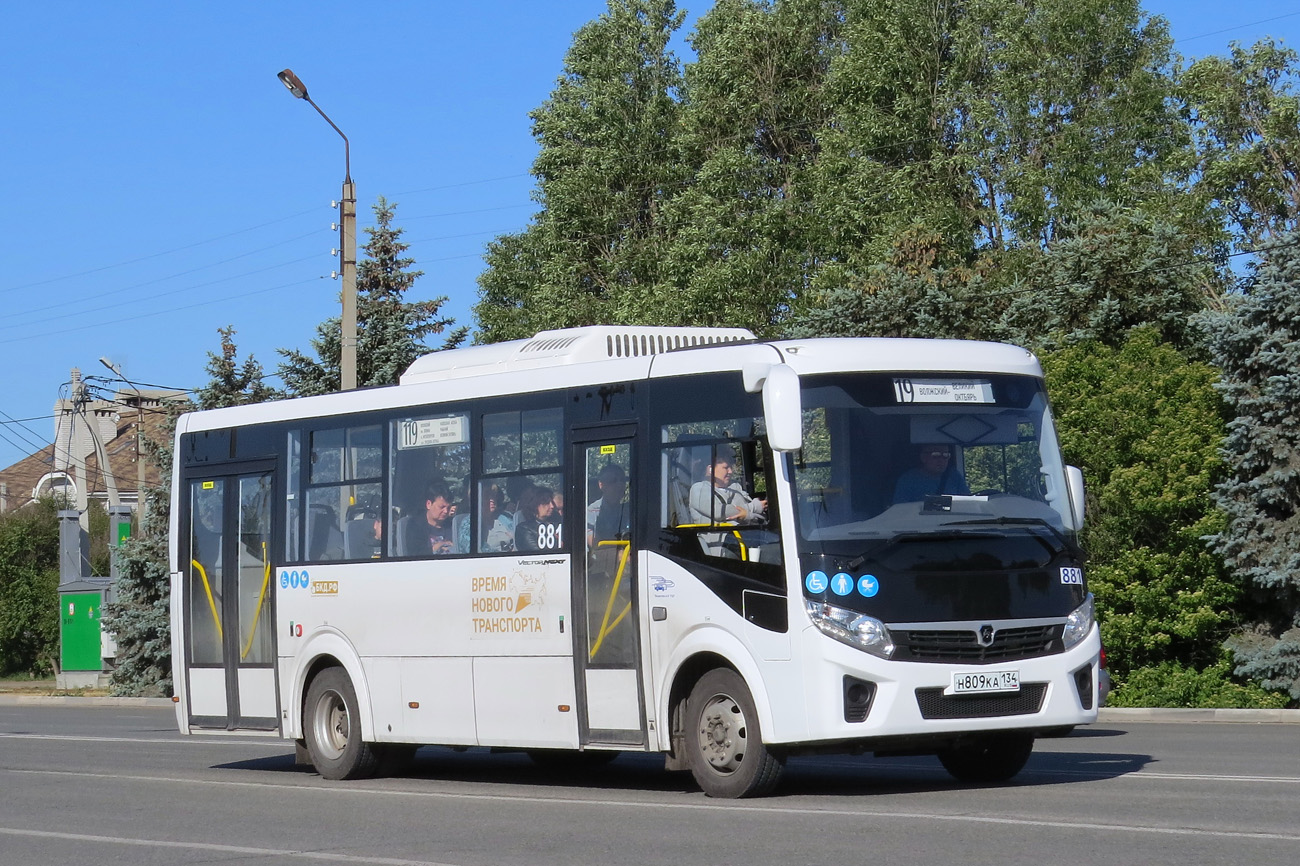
0 409 52 453
0 206 322 296
1176 11 1300 45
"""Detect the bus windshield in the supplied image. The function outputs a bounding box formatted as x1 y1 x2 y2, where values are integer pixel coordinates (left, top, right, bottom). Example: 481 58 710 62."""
793 372 1078 553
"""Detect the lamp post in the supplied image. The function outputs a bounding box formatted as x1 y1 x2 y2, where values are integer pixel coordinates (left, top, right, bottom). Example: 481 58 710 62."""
277 68 358 391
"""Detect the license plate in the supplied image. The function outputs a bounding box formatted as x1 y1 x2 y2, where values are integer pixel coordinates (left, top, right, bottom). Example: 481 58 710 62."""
947 669 1020 695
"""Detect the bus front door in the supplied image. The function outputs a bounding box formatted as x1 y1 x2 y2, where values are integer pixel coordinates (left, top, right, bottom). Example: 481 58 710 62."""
182 466 279 731
573 436 646 747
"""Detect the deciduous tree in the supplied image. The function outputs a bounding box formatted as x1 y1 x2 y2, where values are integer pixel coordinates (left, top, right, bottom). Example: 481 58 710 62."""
475 0 687 342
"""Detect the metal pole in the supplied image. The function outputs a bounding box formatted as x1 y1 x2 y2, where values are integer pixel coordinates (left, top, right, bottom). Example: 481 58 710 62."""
100 359 147 506
276 69 357 392
340 178 358 391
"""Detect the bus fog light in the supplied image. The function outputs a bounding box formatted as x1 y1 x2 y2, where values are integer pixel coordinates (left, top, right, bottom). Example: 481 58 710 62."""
806 600 895 659
1063 593 1094 650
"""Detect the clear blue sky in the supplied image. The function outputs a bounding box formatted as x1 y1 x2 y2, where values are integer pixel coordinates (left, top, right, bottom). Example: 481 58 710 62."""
0 1 1296 472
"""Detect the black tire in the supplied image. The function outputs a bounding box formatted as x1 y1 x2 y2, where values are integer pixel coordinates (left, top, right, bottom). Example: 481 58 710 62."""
303 667 380 780
685 668 784 798
937 732 1034 784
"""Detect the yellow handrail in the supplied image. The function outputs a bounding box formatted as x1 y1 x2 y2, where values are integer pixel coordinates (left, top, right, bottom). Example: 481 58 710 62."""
588 539 632 661
240 541 272 660
191 558 223 640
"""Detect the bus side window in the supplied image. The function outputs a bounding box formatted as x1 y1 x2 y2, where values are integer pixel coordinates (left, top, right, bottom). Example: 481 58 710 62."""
659 431 784 585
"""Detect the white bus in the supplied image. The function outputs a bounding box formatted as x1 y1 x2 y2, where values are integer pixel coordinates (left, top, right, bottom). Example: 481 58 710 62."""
169 325 1099 797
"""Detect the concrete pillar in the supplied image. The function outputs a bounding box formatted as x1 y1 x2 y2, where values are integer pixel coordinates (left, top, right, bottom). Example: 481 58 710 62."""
59 509 89 585
107 505 133 602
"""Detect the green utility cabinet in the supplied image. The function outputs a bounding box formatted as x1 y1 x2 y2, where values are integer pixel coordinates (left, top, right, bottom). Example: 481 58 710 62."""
59 582 108 672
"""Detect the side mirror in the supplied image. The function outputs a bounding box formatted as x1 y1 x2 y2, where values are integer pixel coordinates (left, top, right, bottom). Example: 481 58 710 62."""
1065 465 1085 529
761 364 802 452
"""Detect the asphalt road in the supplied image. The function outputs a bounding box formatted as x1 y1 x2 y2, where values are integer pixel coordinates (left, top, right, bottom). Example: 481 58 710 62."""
0 703 1297 866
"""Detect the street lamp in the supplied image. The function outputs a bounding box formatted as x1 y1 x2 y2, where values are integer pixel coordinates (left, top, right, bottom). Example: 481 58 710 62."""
277 68 358 391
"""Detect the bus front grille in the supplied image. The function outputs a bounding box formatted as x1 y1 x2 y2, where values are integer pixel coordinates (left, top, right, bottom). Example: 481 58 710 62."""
893 625 1063 663
914 683 1048 719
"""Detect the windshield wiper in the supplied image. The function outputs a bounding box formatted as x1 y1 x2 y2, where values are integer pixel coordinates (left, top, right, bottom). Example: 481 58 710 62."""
945 516 1071 550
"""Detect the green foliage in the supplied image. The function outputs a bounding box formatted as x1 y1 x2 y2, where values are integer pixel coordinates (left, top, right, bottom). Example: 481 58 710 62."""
281 197 465 394
0 500 60 676
1112 657 1289 709
997 204 1215 353
1199 231 1300 702
1180 39 1300 250
479 0 1208 340
198 326 278 409
102 407 182 696
1041 329 1241 686
475 0 687 341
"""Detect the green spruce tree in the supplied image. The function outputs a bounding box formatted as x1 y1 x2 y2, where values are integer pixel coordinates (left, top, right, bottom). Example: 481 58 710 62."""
281 197 465 394
197 326 279 408
103 327 275 695
101 412 181 696
1200 231 1300 702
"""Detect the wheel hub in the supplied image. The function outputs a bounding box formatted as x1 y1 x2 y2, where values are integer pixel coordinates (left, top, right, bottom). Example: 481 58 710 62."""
698 695 746 773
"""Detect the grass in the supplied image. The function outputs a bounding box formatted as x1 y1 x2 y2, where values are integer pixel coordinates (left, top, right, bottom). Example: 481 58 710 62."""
0 677 111 697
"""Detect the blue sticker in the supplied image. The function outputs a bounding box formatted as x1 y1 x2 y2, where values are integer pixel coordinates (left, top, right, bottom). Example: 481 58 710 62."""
858 574 880 597
280 570 290 589
831 572 854 596
805 570 829 593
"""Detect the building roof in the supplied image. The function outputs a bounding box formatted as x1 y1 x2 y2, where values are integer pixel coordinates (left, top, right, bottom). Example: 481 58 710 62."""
0 389 186 514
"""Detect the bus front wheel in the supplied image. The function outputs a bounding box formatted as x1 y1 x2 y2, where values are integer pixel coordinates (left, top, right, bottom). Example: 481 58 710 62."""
304 667 380 780
685 669 784 798
937 732 1033 784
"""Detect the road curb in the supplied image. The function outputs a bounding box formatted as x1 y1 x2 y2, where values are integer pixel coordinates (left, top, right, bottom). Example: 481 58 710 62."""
1098 707 1300 724
0 695 173 708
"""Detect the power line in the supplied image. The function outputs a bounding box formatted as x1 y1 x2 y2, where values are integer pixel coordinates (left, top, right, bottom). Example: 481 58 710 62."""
1176 12 1300 45
0 206 323 297
0 277 321 346
0 254 325 334
401 203 535 222
0 409 52 453
1 230 328 328
390 173 529 197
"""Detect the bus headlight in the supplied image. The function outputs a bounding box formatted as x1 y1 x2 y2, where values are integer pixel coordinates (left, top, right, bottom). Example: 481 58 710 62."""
1062 593 1094 650
806 600 895 659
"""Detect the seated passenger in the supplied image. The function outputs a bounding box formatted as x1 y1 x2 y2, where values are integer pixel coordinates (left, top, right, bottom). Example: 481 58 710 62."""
403 482 465 555
514 485 557 552
892 444 971 502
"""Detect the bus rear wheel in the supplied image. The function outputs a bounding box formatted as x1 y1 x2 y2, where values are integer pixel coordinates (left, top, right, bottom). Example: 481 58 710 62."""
937 732 1034 784
685 669 783 798
304 667 380 780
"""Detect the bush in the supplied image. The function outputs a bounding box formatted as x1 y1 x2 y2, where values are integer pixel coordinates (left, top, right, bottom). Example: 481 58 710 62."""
0 501 61 676
1112 658 1290 708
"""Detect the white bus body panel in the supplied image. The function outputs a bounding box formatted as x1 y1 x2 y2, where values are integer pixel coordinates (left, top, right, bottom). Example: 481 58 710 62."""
796 624 1101 741
277 556 575 747
188 668 226 718
583 668 641 732
170 570 189 734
